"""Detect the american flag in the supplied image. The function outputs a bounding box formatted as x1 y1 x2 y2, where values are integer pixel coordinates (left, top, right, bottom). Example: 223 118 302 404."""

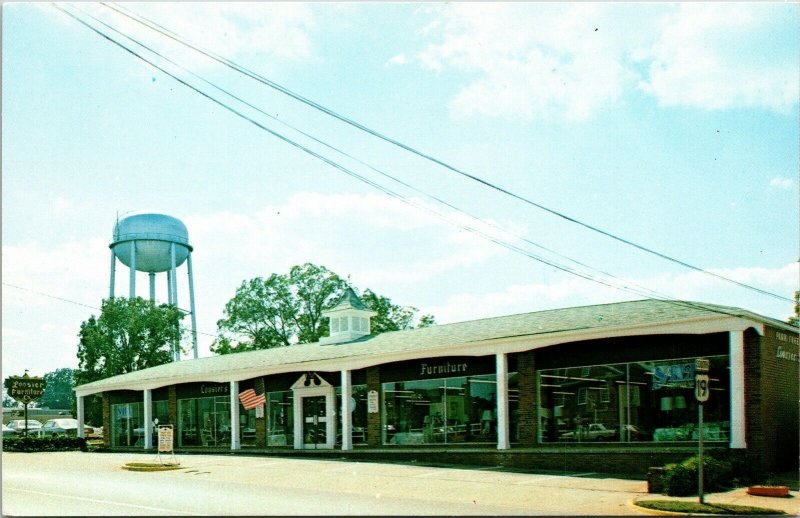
239 381 266 410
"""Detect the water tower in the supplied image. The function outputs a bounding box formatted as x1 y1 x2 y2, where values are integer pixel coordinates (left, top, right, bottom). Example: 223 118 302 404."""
109 213 198 360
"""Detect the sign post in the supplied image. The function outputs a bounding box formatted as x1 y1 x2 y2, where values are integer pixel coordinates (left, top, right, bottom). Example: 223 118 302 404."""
695 359 710 504
4 371 46 437
156 424 177 465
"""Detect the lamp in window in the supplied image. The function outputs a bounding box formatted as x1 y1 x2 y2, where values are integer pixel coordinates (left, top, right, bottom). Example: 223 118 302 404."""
660 396 673 412
674 395 687 410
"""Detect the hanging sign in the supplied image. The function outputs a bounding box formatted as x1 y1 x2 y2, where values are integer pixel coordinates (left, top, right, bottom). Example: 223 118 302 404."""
255 404 264 419
367 390 379 413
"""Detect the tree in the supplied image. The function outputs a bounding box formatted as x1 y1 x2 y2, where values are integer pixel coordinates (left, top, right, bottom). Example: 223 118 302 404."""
76 297 184 386
39 368 75 410
361 289 434 333
213 263 435 354
75 297 183 425
789 290 799 327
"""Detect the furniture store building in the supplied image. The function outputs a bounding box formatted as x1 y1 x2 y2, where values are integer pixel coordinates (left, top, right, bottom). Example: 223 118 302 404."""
74 295 799 473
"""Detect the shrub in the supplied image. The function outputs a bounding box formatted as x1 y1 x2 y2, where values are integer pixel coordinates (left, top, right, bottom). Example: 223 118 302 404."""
662 455 734 496
2 435 88 452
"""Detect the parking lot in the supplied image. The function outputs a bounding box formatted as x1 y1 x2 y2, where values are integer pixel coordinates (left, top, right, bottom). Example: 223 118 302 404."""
3 451 649 515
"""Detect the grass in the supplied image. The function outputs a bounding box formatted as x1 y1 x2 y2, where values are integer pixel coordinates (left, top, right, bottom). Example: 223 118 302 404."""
122 462 183 472
636 499 785 515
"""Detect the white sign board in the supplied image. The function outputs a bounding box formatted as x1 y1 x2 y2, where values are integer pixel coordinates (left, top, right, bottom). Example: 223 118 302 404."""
695 374 710 403
255 404 264 419
158 425 174 452
367 390 379 414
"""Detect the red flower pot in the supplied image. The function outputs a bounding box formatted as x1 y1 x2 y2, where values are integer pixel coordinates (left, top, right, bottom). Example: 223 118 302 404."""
746 486 790 497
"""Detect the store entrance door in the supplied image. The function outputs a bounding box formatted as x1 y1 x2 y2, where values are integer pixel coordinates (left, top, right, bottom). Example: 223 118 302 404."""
302 396 327 449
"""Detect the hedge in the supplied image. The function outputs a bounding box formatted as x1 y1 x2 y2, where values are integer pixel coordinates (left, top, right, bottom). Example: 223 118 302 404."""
2 435 88 452
662 455 733 496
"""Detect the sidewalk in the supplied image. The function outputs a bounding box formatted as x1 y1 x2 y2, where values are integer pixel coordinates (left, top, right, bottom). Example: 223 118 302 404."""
634 487 798 515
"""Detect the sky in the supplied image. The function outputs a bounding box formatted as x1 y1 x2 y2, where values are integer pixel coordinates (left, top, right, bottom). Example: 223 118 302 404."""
3 2 798 380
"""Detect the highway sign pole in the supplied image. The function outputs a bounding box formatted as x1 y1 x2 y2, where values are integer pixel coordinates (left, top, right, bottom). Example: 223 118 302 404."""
698 401 704 504
695 358 710 505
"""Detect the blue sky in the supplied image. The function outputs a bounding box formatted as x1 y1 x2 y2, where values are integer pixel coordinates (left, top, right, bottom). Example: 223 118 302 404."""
3 2 798 379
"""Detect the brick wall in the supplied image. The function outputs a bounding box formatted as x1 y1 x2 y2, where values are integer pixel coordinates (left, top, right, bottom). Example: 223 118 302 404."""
102 393 110 447
366 366 381 447
746 326 799 472
516 351 537 445
168 386 177 449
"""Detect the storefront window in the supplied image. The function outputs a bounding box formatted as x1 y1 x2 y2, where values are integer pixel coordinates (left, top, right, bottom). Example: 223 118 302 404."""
177 396 231 447
267 391 293 446
110 402 143 447
240 407 257 447
153 400 169 426
335 384 368 445
382 374 502 445
538 355 730 443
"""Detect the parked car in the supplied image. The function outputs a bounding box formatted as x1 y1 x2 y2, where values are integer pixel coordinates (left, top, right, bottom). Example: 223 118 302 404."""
559 423 616 441
2 423 16 437
40 418 83 437
6 419 43 434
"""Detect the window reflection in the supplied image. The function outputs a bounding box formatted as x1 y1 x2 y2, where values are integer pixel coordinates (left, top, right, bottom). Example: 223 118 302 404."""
538 356 730 443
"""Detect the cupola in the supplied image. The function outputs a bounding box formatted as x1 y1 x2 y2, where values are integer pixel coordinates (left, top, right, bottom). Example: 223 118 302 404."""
320 288 376 345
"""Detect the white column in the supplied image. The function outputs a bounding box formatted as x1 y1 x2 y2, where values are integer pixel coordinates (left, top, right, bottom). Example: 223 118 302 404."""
144 389 153 449
341 370 352 451
496 353 510 450
729 330 746 448
77 396 85 439
230 381 241 450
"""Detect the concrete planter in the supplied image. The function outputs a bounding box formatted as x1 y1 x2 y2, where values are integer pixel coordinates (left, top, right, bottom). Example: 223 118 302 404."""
746 485 790 497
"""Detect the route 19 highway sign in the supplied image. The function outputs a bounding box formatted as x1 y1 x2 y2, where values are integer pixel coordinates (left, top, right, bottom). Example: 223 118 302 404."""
695 374 710 402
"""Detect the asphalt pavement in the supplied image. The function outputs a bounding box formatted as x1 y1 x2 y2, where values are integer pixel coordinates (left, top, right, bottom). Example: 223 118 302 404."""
2 451 797 516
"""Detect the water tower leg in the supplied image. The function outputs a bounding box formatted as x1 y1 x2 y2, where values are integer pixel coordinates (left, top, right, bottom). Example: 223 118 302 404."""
170 243 179 362
109 249 116 299
166 270 173 304
187 252 199 360
149 273 156 302
129 241 137 299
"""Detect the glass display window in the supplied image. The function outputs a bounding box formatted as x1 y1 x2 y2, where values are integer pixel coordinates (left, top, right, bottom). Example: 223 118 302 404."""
110 402 143 447
266 390 294 446
382 374 510 445
177 396 231 447
538 355 730 443
335 384 368 445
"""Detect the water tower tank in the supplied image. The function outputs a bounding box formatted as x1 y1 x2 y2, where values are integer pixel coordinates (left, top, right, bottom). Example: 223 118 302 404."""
108 212 198 361
111 214 192 272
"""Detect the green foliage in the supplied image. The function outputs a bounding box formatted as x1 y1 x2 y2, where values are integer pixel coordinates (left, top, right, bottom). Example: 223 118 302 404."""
213 263 435 354
76 297 183 386
39 368 75 410
636 500 784 515
662 455 734 496
2 435 88 452
789 290 799 327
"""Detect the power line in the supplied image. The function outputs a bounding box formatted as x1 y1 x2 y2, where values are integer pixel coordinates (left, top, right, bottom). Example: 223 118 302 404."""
98 1 792 304
66 3 686 313
2 282 220 340
52 3 765 322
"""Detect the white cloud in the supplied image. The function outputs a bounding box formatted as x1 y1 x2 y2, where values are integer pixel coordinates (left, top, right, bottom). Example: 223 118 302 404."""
386 54 408 67
640 4 799 113
61 3 317 72
414 3 797 120
770 176 795 190
417 4 638 121
429 262 798 324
